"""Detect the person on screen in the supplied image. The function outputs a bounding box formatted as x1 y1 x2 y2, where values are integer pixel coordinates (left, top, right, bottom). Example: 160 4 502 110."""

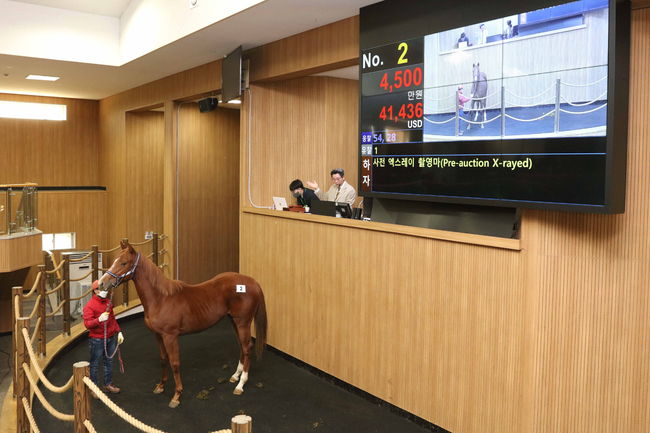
457 32 470 48
503 20 514 39
289 179 319 208
306 168 357 206
479 24 488 45
456 85 471 136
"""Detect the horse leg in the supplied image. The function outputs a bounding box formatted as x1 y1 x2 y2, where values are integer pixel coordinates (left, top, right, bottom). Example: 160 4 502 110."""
153 333 168 394
161 334 183 408
231 319 253 395
481 104 486 128
229 318 244 384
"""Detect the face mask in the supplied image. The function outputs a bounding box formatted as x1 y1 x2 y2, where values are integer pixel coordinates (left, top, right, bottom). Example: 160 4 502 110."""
98 290 109 299
292 191 300 198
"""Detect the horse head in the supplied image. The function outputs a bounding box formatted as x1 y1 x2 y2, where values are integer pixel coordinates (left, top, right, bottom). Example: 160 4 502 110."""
472 62 480 81
99 240 141 289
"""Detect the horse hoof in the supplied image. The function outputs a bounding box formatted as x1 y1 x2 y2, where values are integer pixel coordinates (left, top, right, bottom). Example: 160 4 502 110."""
153 384 164 394
229 376 238 383
233 388 243 395
169 399 180 408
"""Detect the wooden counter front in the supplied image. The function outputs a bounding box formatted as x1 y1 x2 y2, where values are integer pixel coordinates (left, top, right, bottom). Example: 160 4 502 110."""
0 231 42 273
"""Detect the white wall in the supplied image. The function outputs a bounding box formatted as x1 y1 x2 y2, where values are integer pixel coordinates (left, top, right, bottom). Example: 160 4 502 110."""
0 0 120 65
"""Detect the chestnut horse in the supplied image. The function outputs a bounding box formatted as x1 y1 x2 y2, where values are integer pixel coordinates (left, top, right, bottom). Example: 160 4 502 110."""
99 241 267 408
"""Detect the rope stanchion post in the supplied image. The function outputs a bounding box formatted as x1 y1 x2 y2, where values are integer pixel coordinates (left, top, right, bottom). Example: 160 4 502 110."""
12 286 23 397
92 245 99 283
73 361 91 433
231 414 252 433
16 317 30 433
38 265 46 357
63 259 71 336
554 78 561 133
152 233 159 266
501 86 506 136
122 238 129 306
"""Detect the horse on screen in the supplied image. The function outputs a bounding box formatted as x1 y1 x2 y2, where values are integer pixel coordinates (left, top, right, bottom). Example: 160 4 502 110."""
469 62 488 129
99 240 268 408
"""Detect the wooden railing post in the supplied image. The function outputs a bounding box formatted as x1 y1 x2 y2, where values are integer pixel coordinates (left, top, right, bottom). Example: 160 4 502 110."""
231 414 252 433
152 233 159 266
73 361 91 433
11 286 23 397
91 245 99 283
122 238 129 306
15 317 30 433
63 258 71 336
38 265 47 357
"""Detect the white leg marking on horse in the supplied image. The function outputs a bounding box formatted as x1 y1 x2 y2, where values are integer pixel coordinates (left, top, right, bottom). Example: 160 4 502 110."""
230 361 244 382
234 371 248 395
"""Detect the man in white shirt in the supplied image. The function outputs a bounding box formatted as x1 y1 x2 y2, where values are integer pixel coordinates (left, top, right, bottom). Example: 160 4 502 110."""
307 168 357 206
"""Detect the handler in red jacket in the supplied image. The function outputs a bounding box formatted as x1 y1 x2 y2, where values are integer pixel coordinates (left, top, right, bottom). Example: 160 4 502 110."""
83 280 124 393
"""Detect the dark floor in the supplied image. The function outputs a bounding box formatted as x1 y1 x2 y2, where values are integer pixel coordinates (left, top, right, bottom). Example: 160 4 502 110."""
31 317 441 433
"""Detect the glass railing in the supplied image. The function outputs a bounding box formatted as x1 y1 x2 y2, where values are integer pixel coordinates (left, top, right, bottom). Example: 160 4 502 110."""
0 183 38 236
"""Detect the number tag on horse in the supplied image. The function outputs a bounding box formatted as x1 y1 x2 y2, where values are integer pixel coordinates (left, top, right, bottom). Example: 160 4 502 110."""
236 285 246 293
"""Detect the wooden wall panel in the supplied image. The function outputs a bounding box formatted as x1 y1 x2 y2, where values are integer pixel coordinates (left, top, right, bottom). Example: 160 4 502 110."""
247 17 358 82
37 190 107 251
242 77 358 208
178 104 240 283
0 94 98 186
125 111 165 242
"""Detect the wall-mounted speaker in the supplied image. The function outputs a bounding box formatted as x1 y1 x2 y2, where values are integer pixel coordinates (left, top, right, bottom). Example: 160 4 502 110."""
198 97 218 113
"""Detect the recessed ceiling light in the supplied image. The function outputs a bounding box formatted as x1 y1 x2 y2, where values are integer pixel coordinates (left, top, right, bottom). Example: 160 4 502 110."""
25 75 60 81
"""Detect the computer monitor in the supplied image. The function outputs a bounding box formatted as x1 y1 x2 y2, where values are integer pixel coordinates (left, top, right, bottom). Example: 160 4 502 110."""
335 203 353 218
309 200 337 217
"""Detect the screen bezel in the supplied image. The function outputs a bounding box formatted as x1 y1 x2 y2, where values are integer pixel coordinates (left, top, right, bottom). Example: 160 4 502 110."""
358 0 630 213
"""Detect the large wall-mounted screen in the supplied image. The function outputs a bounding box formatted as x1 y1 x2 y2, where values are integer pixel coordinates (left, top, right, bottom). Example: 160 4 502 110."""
359 0 629 213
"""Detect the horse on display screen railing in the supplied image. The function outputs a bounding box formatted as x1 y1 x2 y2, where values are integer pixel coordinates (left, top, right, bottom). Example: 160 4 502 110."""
99 240 268 408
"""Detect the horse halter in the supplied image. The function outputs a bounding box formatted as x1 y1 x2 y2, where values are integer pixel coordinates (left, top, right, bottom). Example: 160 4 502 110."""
106 252 141 287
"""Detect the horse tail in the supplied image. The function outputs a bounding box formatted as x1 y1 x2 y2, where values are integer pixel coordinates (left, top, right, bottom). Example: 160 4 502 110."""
254 288 268 360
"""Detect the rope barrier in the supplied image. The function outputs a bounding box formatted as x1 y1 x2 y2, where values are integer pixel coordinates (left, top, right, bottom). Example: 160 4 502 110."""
30 317 42 345
461 114 502 125
22 397 42 433
159 263 169 269
504 84 555 100
83 377 169 433
159 249 168 255
22 272 42 298
130 239 153 246
423 115 456 124
561 75 607 87
69 287 94 301
69 268 94 282
21 328 74 393
99 245 121 253
84 420 98 433
46 299 67 318
22 363 74 421
45 280 65 295
560 91 608 107
559 103 607 115
159 234 168 240
146 252 154 259
68 251 94 262
46 259 65 274
99 267 110 272
17 294 41 320
46 252 63 280
505 108 556 122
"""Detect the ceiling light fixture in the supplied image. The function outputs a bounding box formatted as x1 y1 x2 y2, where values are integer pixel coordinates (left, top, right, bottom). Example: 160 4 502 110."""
25 74 60 81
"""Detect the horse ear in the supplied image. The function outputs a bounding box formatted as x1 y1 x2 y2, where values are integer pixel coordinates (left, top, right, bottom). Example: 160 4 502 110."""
120 240 127 249
128 243 136 253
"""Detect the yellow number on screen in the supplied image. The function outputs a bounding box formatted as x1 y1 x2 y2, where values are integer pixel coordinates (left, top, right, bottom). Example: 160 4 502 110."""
397 42 408 64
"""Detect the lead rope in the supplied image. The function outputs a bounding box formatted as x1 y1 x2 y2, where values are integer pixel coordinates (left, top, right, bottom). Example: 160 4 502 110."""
103 294 125 374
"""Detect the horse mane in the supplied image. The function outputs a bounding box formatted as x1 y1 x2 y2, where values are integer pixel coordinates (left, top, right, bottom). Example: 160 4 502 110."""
139 255 184 296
